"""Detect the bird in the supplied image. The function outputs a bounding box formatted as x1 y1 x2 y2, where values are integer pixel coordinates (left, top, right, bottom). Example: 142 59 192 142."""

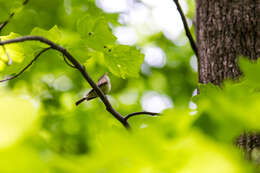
76 72 111 106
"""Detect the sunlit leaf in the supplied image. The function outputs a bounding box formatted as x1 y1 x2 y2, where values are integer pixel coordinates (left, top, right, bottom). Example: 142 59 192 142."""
104 45 144 78
0 90 38 148
77 15 116 51
239 57 260 87
31 25 62 46
0 32 25 71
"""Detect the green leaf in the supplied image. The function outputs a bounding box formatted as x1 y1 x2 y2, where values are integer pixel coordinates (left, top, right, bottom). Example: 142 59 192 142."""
61 30 93 62
239 57 260 87
0 146 46 173
0 32 26 71
192 83 220 103
193 80 260 142
31 25 62 45
0 0 24 21
0 6 9 22
104 45 144 78
0 90 38 148
77 15 116 51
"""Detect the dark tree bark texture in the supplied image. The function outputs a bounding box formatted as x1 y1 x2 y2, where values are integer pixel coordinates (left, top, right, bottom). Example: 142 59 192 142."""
196 0 260 85
195 0 260 160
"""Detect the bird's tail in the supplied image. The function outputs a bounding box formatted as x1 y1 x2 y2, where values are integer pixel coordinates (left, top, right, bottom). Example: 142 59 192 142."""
75 97 86 106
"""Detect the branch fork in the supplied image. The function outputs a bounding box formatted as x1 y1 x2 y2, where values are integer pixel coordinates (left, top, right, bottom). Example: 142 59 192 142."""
0 36 158 130
0 0 199 129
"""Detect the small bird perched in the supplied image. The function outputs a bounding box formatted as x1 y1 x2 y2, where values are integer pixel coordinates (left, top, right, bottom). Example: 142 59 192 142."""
76 72 111 106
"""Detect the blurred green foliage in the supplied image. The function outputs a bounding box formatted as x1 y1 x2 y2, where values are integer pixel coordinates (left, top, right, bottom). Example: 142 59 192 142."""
0 0 259 172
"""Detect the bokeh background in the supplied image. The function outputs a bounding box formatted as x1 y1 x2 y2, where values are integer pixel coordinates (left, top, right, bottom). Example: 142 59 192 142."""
0 0 259 172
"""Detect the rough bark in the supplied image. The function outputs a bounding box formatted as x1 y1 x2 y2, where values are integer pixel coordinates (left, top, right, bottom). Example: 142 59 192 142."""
196 0 260 85
195 0 260 160
236 132 260 160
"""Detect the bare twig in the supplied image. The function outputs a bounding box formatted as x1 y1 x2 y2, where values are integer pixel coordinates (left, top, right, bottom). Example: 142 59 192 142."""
0 47 51 82
0 0 29 33
172 0 198 56
125 111 159 121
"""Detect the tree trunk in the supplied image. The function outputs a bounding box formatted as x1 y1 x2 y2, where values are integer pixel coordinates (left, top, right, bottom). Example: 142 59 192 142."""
195 0 260 160
196 0 260 85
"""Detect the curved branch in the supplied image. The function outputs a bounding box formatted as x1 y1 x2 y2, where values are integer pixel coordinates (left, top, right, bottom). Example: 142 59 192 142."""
0 47 51 82
0 36 130 129
125 111 159 121
172 0 198 57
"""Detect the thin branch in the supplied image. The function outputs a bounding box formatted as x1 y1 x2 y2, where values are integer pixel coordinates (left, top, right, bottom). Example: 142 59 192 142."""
0 36 160 129
0 47 51 82
63 54 76 68
172 0 198 57
0 13 14 32
0 36 130 129
125 111 159 121
0 0 29 32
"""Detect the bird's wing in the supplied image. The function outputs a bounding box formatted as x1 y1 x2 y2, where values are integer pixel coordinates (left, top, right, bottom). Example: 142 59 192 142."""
85 73 110 100
97 72 109 86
